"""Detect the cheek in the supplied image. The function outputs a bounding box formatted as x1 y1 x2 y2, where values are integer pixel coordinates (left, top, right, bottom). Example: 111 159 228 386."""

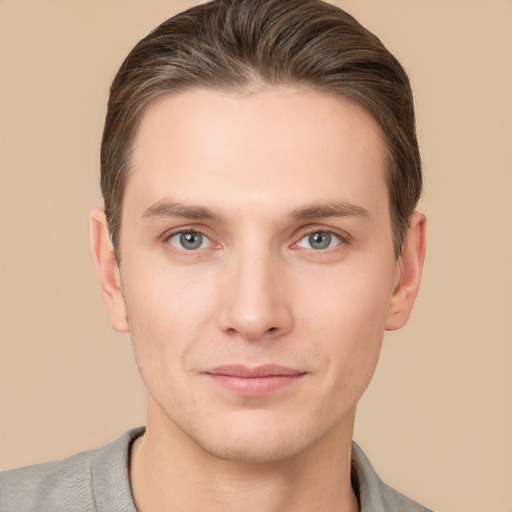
122 265 218 374
303 265 392 391
304 261 393 336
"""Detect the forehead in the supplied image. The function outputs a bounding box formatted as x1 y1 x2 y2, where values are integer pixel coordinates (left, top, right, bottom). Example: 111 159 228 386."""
126 87 388 217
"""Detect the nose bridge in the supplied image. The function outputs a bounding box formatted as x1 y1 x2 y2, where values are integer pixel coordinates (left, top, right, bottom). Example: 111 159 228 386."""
219 241 292 341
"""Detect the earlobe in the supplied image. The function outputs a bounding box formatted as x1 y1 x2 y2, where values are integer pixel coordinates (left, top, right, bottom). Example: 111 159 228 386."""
89 208 130 333
385 212 426 331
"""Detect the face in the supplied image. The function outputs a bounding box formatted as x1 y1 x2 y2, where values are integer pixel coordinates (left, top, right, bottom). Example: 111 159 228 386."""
92 87 424 463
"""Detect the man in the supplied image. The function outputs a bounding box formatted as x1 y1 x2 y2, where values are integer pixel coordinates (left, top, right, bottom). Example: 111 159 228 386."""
0 0 429 510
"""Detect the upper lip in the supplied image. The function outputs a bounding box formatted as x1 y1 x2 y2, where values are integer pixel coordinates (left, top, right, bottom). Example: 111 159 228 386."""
205 364 306 378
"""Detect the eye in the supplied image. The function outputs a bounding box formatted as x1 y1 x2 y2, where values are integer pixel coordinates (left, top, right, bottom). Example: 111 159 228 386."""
167 230 212 251
296 231 341 250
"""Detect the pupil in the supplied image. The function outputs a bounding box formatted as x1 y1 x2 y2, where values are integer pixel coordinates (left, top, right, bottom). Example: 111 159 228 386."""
180 232 202 249
309 232 331 249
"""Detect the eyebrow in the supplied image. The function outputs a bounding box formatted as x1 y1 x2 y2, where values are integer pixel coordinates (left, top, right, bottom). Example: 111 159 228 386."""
141 199 222 222
290 202 370 221
141 198 369 223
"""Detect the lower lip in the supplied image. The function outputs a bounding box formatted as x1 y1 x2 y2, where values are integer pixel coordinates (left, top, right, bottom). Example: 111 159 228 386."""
206 374 305 396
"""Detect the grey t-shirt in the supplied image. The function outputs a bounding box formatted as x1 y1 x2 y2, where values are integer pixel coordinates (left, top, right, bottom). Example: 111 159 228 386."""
0 427 432 511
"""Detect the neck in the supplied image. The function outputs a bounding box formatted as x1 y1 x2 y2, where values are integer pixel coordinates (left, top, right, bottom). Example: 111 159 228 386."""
130 406 359 512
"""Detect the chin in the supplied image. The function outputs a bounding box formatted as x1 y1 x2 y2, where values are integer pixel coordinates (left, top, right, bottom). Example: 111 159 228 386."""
188 412 333 464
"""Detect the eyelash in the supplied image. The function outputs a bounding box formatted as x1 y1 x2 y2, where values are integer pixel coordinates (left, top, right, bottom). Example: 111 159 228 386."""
293 228 347 251
165 229 215 252
163 227 350 253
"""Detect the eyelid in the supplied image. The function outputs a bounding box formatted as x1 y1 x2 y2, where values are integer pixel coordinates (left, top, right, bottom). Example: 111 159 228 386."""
162 224 211 240
161 224 350 251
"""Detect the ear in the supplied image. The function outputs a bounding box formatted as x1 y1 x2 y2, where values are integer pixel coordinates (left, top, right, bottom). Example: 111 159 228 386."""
385 212 426 331
89 208 130 333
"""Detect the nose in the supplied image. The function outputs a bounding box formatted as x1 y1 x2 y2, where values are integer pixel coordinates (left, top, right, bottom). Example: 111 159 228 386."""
218 249 293 342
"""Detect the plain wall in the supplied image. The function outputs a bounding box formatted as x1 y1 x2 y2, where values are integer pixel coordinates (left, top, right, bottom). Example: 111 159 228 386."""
1 1 511 511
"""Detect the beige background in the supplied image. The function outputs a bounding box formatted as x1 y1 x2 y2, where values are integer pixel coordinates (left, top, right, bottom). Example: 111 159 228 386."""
1 1 511 510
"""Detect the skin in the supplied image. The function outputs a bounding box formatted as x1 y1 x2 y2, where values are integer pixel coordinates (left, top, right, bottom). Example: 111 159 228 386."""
90 87 426 512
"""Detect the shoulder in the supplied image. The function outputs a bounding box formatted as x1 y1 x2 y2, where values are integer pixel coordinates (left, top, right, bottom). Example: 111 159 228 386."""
377 480 432 512
351 441 433 512
0 427 144 512
0 448 97 512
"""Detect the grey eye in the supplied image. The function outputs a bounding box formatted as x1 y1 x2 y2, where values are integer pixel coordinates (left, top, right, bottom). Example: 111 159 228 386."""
309 232 331 249
168 231 210 250
297 231 340 250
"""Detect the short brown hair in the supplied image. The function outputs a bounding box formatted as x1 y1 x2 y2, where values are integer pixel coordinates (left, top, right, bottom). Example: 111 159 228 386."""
101 0 421 262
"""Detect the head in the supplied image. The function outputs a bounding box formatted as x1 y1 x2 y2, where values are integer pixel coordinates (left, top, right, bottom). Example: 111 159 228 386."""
101 0 421 264
91 0 426 464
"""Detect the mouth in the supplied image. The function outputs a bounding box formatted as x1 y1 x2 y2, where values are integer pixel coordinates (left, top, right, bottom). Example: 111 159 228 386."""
203 364 307 396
